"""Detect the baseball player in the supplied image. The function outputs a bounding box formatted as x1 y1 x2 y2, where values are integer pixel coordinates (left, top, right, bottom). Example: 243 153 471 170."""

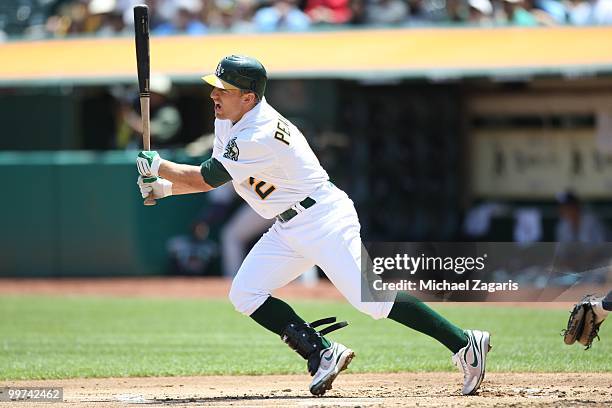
136 55 491 396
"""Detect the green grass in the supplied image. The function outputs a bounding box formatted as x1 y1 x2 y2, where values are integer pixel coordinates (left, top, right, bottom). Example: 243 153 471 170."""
0 296 610 380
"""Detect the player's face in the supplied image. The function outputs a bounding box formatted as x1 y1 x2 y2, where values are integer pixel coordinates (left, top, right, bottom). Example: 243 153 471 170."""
210 87 253 123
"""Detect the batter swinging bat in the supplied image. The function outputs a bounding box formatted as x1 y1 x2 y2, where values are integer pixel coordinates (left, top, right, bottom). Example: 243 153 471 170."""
134 5 156 206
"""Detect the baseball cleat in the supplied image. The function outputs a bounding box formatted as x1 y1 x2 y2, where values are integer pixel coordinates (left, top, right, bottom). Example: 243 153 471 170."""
452 329 492 395
309 342 355 396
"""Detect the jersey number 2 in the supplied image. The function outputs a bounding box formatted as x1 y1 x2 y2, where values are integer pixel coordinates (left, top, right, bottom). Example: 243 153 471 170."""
249 177 276 199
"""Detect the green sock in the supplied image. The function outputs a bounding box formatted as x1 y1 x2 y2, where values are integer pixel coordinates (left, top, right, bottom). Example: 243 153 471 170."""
387 292 467 353
249 296 331 347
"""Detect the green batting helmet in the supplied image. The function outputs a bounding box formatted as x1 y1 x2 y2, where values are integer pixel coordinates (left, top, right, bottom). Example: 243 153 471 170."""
202 55 267 99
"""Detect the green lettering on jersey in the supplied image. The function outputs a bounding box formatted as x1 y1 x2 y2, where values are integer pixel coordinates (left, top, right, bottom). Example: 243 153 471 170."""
274 117 291 146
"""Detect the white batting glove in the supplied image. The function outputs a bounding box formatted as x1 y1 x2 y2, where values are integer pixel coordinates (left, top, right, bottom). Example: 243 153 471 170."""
137 176 173 199
137 151 162 177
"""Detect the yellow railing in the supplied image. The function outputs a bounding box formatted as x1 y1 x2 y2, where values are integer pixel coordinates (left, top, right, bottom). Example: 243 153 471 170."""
1 27 612 84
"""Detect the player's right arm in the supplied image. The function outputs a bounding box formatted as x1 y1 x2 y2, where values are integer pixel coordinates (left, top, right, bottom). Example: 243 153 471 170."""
159 160 214 194
136 151 232 196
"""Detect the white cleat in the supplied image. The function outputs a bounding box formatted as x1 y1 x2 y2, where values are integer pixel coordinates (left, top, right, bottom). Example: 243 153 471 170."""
452 329 492 395
309 342 355 396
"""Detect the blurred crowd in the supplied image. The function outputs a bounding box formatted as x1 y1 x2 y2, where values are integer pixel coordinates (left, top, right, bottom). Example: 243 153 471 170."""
1 0 611 40
462 190 612 286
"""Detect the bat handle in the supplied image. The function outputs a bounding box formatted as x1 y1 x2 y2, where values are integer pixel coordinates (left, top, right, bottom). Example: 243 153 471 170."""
144 195 157 206
140 96 151 151
140 96 157 206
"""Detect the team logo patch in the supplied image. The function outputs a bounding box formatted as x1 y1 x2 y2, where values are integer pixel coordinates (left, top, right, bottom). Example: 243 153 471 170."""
223 137 239 161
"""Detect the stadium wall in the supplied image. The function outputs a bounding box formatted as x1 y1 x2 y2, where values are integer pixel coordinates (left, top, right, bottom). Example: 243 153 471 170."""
0 151 206 277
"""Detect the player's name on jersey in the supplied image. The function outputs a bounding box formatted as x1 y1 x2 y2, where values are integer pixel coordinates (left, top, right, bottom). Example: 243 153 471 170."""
372 279 519 293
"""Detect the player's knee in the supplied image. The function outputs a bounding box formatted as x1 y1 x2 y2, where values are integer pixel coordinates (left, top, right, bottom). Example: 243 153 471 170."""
228 281 268 315
354 301 393 320
364 307 388 320
228 282 248 313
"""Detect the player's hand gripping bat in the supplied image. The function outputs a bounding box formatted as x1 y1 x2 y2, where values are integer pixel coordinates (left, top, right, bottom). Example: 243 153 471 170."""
134 5 156 206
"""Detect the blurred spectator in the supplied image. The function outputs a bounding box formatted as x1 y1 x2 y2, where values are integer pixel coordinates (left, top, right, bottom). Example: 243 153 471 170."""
501 0 539 25
7 0 612 39
444 0 468 22
462 202 509 239
304 0 353 24
535 0 567 23
89 0 127 36
207 0 237 31
556 190 609 243
221 202 276 277
167 221 218 275
513 208 543 243
348 0 368 24
45 1 91 37
467 0 494 24
568 0 612 25
254 0 310 31
405 0 447 24
567 0 593 24
115 73 182 149
366 0 409 25
205 0 256 32
155 0 189 22
153 0 207 35
116 0 168 30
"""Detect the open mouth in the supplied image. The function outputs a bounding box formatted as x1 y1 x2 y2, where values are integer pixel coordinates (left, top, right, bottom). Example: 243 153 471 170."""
214 102 221 112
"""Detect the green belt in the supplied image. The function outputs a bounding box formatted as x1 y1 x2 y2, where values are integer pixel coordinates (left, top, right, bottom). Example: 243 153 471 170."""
276 197 316 223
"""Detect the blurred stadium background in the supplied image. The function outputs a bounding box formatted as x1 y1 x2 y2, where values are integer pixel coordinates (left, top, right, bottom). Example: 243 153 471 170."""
1 0 612 280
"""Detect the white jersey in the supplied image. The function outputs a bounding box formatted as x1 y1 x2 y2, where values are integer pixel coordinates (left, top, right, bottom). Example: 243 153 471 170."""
211 98 329 219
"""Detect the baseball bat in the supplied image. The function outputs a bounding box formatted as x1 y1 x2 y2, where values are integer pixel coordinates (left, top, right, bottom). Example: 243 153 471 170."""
134 5 156 206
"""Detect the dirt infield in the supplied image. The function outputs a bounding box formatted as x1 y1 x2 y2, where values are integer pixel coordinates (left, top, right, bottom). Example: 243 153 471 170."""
0 277 344 301
2 373 611 407
0 277 597 307
2 278 610 407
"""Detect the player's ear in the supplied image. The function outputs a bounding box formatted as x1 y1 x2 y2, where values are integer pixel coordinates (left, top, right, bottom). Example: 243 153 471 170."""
242 92 256 105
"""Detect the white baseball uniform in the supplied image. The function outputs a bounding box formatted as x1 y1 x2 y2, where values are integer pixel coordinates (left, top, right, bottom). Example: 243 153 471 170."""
210 98 393 320
220 198 320 286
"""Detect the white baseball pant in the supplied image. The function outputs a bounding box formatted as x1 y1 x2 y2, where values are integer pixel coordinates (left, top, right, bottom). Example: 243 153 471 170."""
221 203 320 285
228 183 394 320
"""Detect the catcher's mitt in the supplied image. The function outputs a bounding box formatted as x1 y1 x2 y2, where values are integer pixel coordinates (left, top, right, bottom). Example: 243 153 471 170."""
562 295 603 350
